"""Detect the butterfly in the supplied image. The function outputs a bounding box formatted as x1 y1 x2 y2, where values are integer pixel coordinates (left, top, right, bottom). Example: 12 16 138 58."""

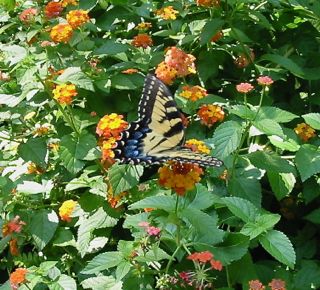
114 74 223 167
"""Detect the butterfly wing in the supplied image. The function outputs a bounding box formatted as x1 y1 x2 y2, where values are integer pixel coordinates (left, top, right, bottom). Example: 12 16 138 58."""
114 74 222 167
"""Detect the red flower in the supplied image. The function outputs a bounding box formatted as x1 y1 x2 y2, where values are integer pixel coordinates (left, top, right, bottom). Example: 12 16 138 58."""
210 259 223 271
187 251 213 263
44 1 63 19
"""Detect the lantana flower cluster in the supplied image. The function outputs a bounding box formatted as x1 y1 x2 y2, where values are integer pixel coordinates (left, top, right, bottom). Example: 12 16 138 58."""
154 6 179 20
185 139 210 154
52 83 78 105
197 104 225 127
294 122 316 142
158 161 203 195
196 0 221 7
10 268 28 290
96 113 128 163
46 0 90 43
155 47 196 84
58 199 78 222
132 33 153 48
180 85 208 102
248 278 286 290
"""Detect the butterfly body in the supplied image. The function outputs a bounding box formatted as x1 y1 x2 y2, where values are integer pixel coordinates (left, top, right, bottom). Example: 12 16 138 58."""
114 74 223 167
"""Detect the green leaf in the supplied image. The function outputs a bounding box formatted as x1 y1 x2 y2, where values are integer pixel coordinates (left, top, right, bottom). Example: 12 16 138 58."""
268 135 300 152
293 260 320 290
108 164 144 195
256 107 298 123
248 151 295 173
94 40 129 55
135 245 170 263
241 214 281 240
200 19 224 45
0 94 23 107
0 236 11 255
188 184 215 210
59 133 96 175
0 281 11 290
81 276 121 290
57 67 94 91
17 180 54 195
53 275 77 290
230 28 253 42
18 138 47 166
181 207 225 244
259 230 296 268
53 228 76 247
295 144 320 181
304 208 320 224
77 208 118 257
228 174 262 207
252 118 284 137
116 261 131 281
129 196 176 212
0 44 27 65
29 210 59 250
0 0 15 11
229 105 256 120
302 112 320 130
222 197 260 223
81 252 123 274
110 74 144 90
267 172 296 200
195 233 250 265
209 121 243 159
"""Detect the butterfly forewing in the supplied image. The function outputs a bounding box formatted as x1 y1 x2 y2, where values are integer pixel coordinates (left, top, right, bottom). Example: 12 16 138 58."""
114 74 223 167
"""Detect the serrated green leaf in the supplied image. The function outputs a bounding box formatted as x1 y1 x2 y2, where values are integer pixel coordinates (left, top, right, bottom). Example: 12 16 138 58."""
268 135 300 152
94 40 129 55
59 133 96 175
222 197 260 223
304 208 320 224
195 233 249 265
228 175 262 207
116 261 131 281
268 172 296 200
229 105 256 120
57 67 94 91
108 164 144 195
129 195 176 211
77 208 118 257
209 121 243 159
248 151 295 173
200 19 224 45
295 144 320 181
81 276 120 290
50 275 76 290
302 112 320 130
188 184 215 210
256 107 298 123
241 214 281 240
252 119 284 137
18 138 47 166
29 210 59 250
180 207 225 244
259 230 295 268
81 252 123 274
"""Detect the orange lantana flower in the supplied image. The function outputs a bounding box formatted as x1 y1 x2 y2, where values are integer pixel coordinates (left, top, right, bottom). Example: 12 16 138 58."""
180 85 207 101
132 34 153 48
66 10 90 29
52 83 78 105
158 161 203 195
61 0 78 7
44 1 63 18
9 238 19 256
50 23 73 43
59 200 77 222
155 6 179 20
197 104 225 127
10 268 28 289
96 113 128 139
185 139 210 154
101 137 117 161
165 47 196 77
155 61 178 85
294 123 316 142
135 22 152 31
197 0 220 7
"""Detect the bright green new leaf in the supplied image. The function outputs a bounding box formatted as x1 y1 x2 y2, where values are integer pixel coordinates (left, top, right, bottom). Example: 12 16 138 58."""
209 121 243 159
108 164 144 195
302 113 320 130
222 197 260 223
259 230 296 268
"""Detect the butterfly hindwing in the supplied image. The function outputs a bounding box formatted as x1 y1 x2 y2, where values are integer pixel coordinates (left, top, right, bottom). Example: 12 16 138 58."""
114 74 223 167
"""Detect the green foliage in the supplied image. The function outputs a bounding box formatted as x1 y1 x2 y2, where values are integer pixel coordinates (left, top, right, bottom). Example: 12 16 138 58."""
1 0 319 289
